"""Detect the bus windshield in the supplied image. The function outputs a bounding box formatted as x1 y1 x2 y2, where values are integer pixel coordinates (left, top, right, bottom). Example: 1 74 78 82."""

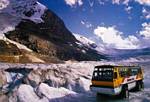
92 67 114 81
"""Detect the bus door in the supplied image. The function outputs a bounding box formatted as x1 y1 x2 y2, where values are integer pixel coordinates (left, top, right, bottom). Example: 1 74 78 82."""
113 68 121 87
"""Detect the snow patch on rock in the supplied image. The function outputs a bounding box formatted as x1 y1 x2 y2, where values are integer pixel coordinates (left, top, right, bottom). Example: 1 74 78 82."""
4 37 33 52
25 2 46 23
0 0 47 38
0 0 47 23
0 13 21 37
18 84 48 102
74 33 106 53
74 34 96 47
38 83 76 99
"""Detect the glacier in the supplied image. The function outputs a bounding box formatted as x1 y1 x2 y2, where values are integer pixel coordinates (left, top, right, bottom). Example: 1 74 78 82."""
0 60 149 102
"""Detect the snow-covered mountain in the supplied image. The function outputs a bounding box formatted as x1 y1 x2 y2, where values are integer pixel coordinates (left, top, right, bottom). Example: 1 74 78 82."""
1 0 149 63
74 34 96 47
0 0 107 63
74 34 106 53
73 33 150 62
0 0 46 23
0 0 46 37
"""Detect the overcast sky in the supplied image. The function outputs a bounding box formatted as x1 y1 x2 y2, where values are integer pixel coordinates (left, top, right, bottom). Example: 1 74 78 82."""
39 0 150 49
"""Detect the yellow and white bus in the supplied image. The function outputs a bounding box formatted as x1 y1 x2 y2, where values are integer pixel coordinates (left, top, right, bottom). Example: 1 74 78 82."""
90 65 144 98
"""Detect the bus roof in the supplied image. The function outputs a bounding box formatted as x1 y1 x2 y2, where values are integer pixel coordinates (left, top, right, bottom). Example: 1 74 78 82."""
95 65 141 68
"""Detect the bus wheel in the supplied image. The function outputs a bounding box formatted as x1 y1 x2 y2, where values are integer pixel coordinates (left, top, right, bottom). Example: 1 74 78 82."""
124 88 129 98
121 87 129 99
141 82 144 90
137 82 142 91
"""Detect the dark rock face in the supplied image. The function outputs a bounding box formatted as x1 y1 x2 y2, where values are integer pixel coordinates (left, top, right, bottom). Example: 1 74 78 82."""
0 40 21 63
5 10 106 61
0 40 21 56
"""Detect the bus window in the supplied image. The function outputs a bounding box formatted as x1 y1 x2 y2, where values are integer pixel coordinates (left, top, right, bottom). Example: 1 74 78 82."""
94 68 98 71
94 72 98 77
119 68 128 77
131 68 138 75
92 68 113 81
114 72 118 79
92 71 98 80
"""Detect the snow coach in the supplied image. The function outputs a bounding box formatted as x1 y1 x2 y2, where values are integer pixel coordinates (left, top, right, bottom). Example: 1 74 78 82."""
90 65 144 98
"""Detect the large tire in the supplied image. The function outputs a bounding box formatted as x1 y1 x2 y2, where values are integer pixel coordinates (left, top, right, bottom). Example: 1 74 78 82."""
120 86 129 99
124 88 129 98
136 81 143 91
141 81 144 90
137 82 141 91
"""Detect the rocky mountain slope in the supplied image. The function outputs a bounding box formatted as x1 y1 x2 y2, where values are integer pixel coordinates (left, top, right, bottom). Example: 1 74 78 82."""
0 0 106 63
